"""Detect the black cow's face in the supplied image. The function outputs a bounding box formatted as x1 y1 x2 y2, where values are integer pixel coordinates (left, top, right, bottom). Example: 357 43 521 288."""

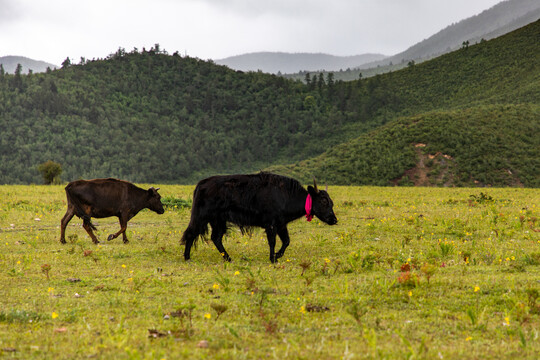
308 185 338 225
147 187 165 214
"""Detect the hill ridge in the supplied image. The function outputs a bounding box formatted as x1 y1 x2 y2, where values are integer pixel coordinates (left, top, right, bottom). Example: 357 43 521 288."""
269 20 540 186
0 20 538 186
215 52 388 74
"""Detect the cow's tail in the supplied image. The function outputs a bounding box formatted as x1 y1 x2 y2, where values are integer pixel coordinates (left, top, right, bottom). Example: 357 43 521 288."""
180 219 208 246
180 185 208 247
65 185 97 231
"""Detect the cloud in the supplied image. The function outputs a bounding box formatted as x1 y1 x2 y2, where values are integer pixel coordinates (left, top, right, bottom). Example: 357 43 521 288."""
0 0 505 64
0 0 22 24
191 0 326 18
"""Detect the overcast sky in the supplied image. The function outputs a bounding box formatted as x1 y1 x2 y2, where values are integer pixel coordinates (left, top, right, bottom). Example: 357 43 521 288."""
1 0 504 65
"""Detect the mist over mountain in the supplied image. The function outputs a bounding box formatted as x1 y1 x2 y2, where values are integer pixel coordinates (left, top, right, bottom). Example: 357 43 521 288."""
363 0 540 69
215 52 388 74
285 0 540 82
0 56 58 74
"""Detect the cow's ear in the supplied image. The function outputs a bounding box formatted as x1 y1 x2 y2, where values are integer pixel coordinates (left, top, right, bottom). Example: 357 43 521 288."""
307 186 317 196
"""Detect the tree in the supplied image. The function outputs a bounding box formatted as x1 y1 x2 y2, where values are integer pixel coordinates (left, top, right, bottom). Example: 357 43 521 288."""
13 63 23 89
61 57 71 68
317 72 325 92
305 72 311 86
38 161 63 184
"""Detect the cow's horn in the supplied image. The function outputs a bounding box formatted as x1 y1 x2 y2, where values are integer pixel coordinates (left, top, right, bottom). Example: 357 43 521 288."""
325 183 328 192
313 177 319 193
155 187 160 191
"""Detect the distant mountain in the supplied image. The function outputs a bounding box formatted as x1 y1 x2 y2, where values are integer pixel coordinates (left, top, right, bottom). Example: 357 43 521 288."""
367 0 540 68
215 52 388 74
286 0 540 82
0 56 58 74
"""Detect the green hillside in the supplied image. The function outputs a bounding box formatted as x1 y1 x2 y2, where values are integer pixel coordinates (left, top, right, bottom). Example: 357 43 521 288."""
271 20 540 187
269 105 539 187
0 49 354 184
0 20 539 185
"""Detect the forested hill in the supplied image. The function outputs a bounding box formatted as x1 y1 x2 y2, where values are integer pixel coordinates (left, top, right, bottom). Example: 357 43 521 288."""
1 20 539 186
0 48 355 184
270 20 540 187
270 105 540 187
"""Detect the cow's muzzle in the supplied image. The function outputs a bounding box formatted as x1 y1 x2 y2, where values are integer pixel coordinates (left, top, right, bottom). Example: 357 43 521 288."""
325 216 338 225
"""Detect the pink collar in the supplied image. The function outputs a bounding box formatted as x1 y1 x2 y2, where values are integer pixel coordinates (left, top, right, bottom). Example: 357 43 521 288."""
305 194 313 221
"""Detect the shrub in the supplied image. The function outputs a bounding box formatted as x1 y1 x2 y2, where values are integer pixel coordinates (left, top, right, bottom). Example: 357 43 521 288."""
37 160 62 184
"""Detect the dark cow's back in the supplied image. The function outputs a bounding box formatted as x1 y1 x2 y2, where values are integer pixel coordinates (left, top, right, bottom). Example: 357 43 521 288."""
192 173 305 228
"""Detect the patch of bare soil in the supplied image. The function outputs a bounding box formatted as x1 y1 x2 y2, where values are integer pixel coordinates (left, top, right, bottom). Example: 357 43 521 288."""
391 144 455 186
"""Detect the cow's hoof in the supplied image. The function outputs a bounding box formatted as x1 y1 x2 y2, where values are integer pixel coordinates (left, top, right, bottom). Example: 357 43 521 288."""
60 239 66 244
107 234 114 241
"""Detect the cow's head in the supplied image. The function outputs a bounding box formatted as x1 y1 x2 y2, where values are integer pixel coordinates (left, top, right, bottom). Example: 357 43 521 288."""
147 187 165 214
307 179 337 225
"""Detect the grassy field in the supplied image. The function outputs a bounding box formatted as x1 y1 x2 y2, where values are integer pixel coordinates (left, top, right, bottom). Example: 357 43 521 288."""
0 185 539 359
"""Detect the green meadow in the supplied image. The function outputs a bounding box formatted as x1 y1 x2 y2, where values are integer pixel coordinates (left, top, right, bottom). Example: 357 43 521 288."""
0 185 539 359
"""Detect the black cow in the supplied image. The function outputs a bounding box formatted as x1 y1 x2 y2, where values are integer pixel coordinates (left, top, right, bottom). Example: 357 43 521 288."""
180 172 337 263
60 178 165 244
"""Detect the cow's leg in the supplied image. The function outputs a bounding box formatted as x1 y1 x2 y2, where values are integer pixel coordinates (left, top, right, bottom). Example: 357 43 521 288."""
275 226 290 260
265 227 278 263
59 206 75 244
182 227 197 261
82 219 100 244
181 220 208 261
108 215 129 243
210 220 231 262
60 207 75 244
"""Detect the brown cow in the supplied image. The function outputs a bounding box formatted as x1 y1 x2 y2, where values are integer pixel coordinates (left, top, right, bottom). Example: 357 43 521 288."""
60 178 165 244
